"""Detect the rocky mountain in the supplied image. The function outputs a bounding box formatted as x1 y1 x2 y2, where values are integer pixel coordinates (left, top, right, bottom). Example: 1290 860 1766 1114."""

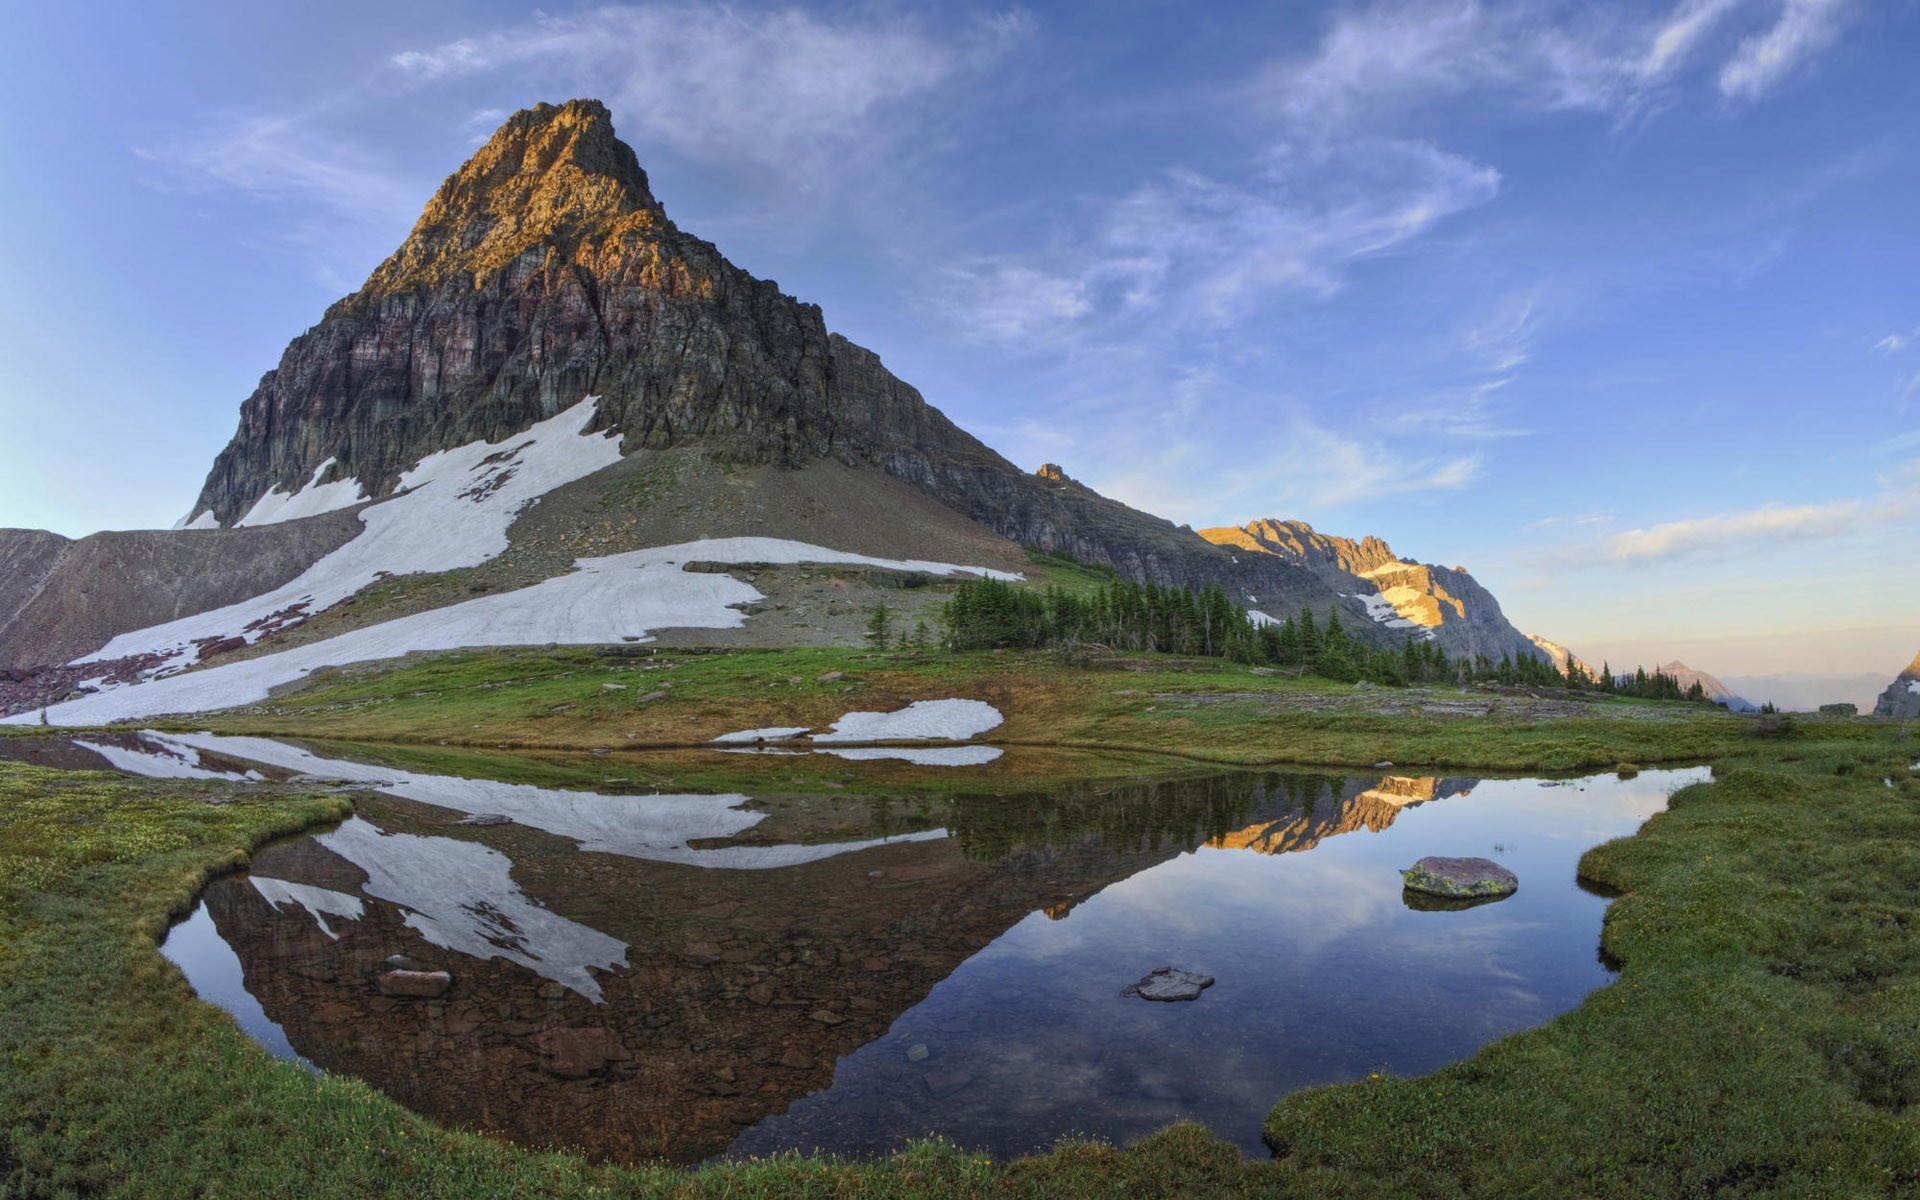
1198 519 1546 664
181 99 1321 600
1652 661 1752 710
4 99 1382 722
1872 651 1920 718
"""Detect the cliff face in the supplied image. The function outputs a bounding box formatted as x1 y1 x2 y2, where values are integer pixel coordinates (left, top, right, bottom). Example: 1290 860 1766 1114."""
1199 519 1544 663
1872 651 1920 718
187 99 1325 600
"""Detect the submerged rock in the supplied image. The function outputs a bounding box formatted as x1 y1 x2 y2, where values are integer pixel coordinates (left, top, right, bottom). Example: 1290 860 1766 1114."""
1402 856 1518 900
1123 966 1215 1002
377 969 452 998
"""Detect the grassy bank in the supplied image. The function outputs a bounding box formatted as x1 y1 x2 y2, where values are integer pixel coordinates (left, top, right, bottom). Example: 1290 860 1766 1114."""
5 725 1918 1195
165 644 1857 772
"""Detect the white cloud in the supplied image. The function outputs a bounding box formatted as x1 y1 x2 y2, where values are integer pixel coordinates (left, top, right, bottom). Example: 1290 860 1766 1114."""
387 6 1029 190
1249 0 1852 129
1718 0 1851 100
1641 0 1751 78
1601 458 1920 562
1463 292 1542 371
932 136 1500 343
936 262 1092 345
1606 500 1861 560
1875 331 1913 354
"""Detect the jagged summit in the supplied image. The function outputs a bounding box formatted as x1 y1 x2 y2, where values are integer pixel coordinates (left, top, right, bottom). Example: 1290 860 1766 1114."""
348 99 668 308
1199 518 1543 664
1203 519 1402 577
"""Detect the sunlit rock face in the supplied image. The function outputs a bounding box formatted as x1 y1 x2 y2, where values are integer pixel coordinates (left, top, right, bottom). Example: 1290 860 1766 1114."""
1872 651 1920 718
1199 519 1545 664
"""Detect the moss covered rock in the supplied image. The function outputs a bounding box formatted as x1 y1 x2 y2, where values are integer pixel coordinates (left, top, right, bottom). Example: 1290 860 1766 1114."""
1402 855 1517 899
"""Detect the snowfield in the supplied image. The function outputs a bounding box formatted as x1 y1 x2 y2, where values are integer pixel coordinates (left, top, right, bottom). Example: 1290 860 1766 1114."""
88 397 627 674
12 538 1018 726
236 458 371 526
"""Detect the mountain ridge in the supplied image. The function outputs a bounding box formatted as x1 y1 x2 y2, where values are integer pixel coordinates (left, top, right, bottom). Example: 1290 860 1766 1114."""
1198 518 1546 664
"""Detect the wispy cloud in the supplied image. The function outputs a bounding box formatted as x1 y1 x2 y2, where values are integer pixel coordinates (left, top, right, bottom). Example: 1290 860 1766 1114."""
1642 0 1750 78
134 113 426 288
1249 0 1853 127
1600 458 1920 562
932 137 1501 345
1719 0 1852 101
388 6 1030 191
1875 330 1913 354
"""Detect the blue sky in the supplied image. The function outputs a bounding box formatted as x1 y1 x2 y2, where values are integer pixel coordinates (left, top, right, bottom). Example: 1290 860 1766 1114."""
1 0 1916 681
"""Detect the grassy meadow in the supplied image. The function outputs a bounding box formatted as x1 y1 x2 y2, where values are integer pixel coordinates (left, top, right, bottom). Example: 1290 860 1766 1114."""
3 676 1918 1195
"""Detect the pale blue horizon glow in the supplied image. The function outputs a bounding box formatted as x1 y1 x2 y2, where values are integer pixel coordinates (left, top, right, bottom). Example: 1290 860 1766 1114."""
1 1 1915 683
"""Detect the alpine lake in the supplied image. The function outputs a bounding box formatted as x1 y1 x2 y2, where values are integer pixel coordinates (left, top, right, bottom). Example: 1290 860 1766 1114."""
0 731 1705 1166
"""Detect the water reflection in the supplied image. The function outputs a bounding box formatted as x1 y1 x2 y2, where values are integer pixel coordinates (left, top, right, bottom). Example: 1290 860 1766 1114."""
0 733 1703 1164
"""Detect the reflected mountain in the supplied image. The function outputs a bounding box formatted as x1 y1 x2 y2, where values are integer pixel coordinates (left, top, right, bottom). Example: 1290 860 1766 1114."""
0 732 1688 1164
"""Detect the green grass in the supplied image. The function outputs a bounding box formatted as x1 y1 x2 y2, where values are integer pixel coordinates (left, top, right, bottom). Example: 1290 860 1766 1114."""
163 644 1869 775
6 724 1920 1195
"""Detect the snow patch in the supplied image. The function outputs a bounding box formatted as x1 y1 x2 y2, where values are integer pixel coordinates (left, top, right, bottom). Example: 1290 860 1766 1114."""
1347 591 1422 631
319 816 628 1002
20 538 1017 727
236 458 371 527
249 877 364 940
1247 609 1278 628
172 510 220 531
811 699 1004 743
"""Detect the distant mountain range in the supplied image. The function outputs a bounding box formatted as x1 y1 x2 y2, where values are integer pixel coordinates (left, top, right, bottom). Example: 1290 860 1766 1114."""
0 99 1611 724
1651 661 1754 711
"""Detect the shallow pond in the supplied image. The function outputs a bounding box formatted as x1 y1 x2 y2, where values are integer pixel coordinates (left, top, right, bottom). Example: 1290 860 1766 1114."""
1 731 1705 1164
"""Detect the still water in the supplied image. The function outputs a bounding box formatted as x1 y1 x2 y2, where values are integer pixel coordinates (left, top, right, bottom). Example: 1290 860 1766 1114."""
1 731 1704 1164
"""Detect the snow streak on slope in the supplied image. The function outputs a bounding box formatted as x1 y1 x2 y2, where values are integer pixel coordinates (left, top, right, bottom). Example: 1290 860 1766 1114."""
144 733 951 870
84 397 625 673
319 816 629 1002
235 459 370 526
14 540 1016 726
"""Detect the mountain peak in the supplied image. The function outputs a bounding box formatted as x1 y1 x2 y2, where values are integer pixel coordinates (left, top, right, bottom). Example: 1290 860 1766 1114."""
350 99 666 306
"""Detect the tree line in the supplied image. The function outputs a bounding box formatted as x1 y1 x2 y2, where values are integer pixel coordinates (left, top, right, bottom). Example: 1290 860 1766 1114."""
925 576 1722 702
